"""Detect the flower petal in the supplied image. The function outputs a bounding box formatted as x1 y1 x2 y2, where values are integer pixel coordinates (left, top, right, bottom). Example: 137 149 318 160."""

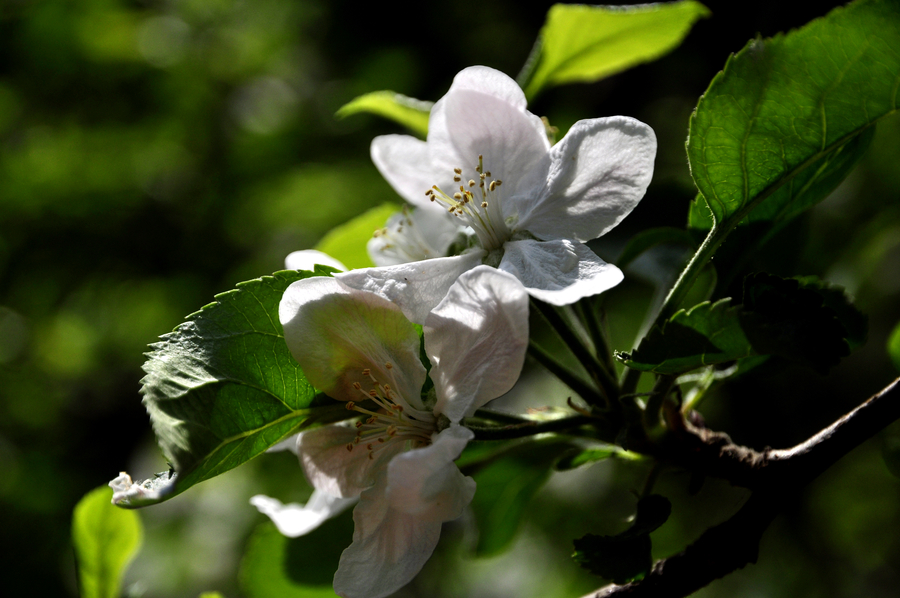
280 276 427 412
335 251 485 325
516 116 657 242
298 424 405 498
370 135 446 210
367 207 463 267
250 490 355 538
284 249 347 272
441 76 550 213
425 267 529 422
499 239 624 305
385 425 476 519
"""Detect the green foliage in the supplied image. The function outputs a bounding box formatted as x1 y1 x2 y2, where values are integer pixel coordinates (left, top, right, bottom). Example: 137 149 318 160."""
573 495 671 584
469 441 572 557
336 91 432 138
519 1 710 99
131 270 349 507
554 445 641 471
615 227 697 269
72 486 143 598
240 519 352 598
314 203 399 270
620 274 862 375
687 0 899 236
888 321 900 373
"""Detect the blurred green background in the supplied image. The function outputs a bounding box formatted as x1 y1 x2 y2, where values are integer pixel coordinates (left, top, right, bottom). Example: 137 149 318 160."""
2 0 899 597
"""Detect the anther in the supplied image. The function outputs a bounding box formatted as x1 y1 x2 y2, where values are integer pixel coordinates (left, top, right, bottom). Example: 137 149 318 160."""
453 176 461 182
468 180 476 187
346 443 353 452
489 181 497 191
385 362 393 369
481 201 488 208
454 168 462 174
355 421 363 428
345 401 356 410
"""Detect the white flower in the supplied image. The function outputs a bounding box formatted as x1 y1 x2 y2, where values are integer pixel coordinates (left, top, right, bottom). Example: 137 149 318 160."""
337 65 657 324
368 206 463 267
276 265 529 598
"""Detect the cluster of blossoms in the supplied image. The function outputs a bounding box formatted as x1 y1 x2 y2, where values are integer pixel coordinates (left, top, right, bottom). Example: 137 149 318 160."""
260 66 656 598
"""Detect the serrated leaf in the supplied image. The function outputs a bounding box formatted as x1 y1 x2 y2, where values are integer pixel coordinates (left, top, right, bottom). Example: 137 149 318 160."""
687 0 899 236
122 270 349 507
740 272 850 373
519 1 709 100
240 518 352 598
469 441 572 557
573 495 671 584
335 91 432 138
314 203 399 270
620 299 754 374
72 486 143 598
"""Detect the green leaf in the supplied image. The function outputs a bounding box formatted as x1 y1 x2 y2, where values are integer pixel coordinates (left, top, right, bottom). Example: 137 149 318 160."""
120 270 349 507
240 518 352 598
314 203 399 270
555 445 642 471
519 1 710 99
889 320 900 373
619 299 754 374
740 272 850 374
72 486 143 598
687 0 899 235
616 227 697 269
469 441 572 557
335 91 432 138
573 495 671 584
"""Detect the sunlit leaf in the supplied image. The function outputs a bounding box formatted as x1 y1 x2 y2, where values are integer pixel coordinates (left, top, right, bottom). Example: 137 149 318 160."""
240 519 352 598
118 269 349 507
314 203 399 270
555 445 642 471
72 486 142 598
519 1 710 99
889 321 900 373
336 91 432 138
688 0 899 236
573 495 671 584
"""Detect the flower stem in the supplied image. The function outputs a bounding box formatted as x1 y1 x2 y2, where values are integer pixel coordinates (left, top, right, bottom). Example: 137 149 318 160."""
467 414 596 441
528 341 606 406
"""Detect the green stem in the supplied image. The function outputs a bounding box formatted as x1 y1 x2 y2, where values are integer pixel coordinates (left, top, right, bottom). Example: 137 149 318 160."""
643 374 677 434
528 341 606 406
577 298 618 376
467 414 595 441
531 299 619 402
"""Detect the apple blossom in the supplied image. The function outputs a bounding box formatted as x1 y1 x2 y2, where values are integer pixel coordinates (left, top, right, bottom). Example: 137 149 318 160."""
337 65 657 324
271 264 529 598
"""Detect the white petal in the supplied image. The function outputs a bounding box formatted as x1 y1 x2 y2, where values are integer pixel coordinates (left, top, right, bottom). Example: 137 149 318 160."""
333 472 454 598
367 208 463 267
284 249 347 272
385 425 475 520
517 116 657 242
298 424 404 498
441 81 550 212
425 267 529 422
335 251 485 325
267 432 301 454
279 276 427 412
250 491 355 538
499 239 624 305
446 66 528 111
370 135 447 210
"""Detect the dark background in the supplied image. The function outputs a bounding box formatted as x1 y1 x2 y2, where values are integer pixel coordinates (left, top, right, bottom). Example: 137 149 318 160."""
2 1 898 596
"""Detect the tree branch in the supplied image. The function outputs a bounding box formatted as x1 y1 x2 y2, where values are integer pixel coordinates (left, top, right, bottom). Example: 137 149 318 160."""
581 377 900 598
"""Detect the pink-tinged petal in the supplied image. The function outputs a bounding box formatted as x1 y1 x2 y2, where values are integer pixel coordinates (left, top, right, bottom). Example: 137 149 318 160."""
442 86 550 213
298 425 404 498
250 491 355 538
279 276 427 412
385 425 476 519
426 267 529 422
333 478 442 598
284 249 347 272
499 239 624 305
517 116 657 242
335 251 485 325
370 135 448 210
